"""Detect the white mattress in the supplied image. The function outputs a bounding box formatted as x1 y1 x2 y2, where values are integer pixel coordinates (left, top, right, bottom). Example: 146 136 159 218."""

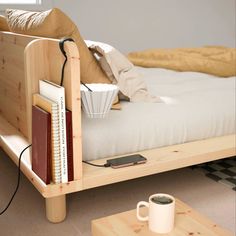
82 67 236 161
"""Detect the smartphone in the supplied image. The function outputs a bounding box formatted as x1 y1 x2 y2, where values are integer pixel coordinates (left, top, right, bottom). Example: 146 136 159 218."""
106 154 147 169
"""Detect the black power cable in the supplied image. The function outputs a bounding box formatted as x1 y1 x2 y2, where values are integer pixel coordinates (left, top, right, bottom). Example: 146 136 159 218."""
59 37 75 86
0 144 32 215
82 160 110 168
59 37 92 91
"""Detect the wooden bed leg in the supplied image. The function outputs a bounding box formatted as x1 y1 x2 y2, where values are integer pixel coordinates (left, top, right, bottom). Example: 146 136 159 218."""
45 195 66 223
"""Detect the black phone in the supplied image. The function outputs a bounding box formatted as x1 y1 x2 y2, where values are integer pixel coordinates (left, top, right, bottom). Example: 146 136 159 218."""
106 154 147 169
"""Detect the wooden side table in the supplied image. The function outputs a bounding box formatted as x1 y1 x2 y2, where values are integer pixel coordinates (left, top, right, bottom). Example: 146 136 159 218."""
92 199 233 236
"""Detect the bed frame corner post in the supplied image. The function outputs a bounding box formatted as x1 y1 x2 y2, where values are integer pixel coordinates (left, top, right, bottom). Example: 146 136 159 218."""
45 195 66 223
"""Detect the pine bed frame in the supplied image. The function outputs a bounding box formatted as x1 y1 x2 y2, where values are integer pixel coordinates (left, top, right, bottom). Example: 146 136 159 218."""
0 31 235 223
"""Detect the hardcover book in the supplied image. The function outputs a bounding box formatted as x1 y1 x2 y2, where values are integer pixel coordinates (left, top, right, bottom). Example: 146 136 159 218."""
66 110 74 181
33 93 61 184
32 105 51 184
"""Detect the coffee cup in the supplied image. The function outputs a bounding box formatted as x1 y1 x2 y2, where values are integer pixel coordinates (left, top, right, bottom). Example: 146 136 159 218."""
136 193 175 234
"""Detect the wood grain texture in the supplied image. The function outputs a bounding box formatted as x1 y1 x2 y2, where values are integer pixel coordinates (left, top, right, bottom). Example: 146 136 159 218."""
41 134 235 198
0 115 47 194
0 32 83 199
1 108 234 198
45 195 66 223
24 38 82 180
82 134 236 190
0 113 83 198
0 113 235 198
92 198 233 236
0 32 38 137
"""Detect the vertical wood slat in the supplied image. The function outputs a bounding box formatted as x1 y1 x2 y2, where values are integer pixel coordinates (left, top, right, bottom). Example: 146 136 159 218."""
24 38 82 180
0 32 37 138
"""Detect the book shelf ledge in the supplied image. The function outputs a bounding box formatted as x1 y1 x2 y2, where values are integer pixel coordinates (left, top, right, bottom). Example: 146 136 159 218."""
0 115 47 192
0 114 84 198
42 130 236 197
81 134 236 191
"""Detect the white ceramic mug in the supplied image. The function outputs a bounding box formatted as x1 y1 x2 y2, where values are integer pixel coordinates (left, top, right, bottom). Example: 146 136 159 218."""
136 193 175 234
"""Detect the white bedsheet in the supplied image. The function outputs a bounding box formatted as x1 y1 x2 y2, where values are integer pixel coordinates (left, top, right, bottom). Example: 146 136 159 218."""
82 67 236 161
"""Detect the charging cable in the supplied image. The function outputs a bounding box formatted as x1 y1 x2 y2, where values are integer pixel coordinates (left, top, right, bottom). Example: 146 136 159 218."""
0 144 32 215
82 160 110 168
59 37 92 92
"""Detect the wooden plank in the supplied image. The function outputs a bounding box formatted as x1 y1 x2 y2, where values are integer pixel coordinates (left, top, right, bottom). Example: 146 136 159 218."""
0 31 39 46
61 42 82 181
82 134 236 190
91 198 233 236
24 39 51 143
42 134 235 198
0 31 38 138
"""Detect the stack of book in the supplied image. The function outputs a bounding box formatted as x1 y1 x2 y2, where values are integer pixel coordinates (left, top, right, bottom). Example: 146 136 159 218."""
32 80 73 184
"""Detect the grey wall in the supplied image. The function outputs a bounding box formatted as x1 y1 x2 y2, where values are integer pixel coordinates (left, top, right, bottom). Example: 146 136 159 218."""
1 0 235 53
51 0 236 53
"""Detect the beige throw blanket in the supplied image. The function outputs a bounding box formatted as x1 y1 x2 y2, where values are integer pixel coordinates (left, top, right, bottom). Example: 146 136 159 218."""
86 40 161 102
128 46 236 77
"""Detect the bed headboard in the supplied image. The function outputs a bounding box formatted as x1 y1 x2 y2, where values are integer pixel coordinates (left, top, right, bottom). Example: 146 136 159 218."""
0 31 83 180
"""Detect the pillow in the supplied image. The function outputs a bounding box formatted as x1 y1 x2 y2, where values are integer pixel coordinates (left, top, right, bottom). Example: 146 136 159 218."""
5 8 111 85
0 15 9 31
86 40 161 102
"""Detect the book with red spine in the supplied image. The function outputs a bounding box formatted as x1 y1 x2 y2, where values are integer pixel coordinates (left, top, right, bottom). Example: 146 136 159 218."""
32 105 51 184
33 94 61 184
66 110 74 181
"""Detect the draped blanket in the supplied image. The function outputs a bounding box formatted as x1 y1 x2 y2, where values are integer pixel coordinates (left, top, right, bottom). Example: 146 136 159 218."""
128 46 236 77
86 40 161 102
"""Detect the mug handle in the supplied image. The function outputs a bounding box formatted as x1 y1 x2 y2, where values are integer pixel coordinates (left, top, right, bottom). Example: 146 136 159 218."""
136 201 149 221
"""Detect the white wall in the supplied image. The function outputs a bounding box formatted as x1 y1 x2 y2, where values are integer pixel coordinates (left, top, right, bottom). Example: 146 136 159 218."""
51 0 235 53
1 0 235 53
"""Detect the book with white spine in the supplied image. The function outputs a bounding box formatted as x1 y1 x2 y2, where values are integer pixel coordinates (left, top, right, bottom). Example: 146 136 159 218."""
33 93 61 184
39 80 68 183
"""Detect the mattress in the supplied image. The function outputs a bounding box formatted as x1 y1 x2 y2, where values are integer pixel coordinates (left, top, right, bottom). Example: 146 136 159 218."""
82 67 236 161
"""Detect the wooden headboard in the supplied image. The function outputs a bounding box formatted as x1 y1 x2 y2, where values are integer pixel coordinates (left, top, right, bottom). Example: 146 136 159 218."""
0 31 82 181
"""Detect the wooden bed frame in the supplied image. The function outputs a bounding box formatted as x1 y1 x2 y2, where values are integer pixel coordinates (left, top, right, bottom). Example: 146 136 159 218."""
0 31 235 223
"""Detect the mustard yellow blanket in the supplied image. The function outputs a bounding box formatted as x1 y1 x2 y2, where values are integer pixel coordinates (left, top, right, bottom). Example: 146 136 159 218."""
128 46 236 77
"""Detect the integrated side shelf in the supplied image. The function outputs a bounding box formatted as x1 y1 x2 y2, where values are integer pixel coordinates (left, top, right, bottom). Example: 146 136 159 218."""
0 115 43 189
0 114 83 198
24 38 83 182
0 33 83 222
0 114 79 223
